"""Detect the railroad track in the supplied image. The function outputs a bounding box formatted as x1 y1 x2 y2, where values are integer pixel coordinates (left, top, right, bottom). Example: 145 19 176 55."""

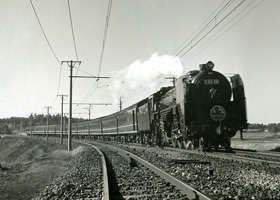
162 146 280 168
234 149 280 162
204 148 280 168
37 139 211 199
88 141 211 200
79 141 109 200
31 137 280 199
108 142 280 199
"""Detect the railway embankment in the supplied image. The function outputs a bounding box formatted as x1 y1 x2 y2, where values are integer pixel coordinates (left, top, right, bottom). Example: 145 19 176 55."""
231 139 280 151
232 132 280 151
0 136 80 200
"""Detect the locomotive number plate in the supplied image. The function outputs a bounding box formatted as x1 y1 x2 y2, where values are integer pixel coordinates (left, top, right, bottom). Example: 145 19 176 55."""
204 79 219 85
210 105 226 121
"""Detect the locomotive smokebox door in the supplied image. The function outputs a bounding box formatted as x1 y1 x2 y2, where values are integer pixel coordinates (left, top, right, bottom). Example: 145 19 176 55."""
210 105 226 122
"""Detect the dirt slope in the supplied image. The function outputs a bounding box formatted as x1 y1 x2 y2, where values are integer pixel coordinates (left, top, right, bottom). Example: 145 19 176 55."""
0 136 74 200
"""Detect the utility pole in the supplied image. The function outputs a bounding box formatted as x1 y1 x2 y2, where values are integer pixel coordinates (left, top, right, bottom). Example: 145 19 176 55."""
84 105 92 119
66 103 111 120
30 121 32 138
44 106 52 141
29 112 36 139
166 77 176 87
61 60 81 151
119 97 123 111
14 121 16 138
61 60 110 151
57 94 68 144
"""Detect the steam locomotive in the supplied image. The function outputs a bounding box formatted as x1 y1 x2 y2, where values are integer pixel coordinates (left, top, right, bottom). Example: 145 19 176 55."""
29 61 247 152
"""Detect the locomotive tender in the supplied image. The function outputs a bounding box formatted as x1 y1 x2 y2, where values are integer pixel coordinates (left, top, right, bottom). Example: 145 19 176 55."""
29 61 247 151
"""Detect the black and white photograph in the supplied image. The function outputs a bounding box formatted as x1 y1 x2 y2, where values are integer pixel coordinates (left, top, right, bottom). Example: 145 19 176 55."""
0 0 279 199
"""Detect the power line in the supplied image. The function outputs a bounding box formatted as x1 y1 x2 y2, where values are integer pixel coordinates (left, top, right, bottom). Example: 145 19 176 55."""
30 0 64 111
97 0 113 78
80 0 113 103
81 83 98 102
67 0 79 61
49 64 63 108
67 0 81 87
30 0 61 65
182 0 264 65
178 0 246 59
56 64 63 95
173 0 232 56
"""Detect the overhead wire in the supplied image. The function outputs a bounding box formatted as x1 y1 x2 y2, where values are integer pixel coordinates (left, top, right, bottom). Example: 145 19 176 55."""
80 0 113 103
73 66 95 76
80 82 99 103
173 0 232 56
178 0 246 60
67 0 79 61
50 64 63 108
30 0 64 114
67 0 81 87
30 0 61 65
182 0 265 65
97 0 113 78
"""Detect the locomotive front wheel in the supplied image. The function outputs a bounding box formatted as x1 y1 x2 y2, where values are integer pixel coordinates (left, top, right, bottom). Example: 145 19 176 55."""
177 139 183 149
183 139 194 150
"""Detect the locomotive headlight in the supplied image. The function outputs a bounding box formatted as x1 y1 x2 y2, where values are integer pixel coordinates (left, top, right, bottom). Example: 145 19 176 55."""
206 61 214 70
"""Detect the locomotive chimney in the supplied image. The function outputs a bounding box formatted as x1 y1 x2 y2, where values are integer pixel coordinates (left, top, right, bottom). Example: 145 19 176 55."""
200 61 214 71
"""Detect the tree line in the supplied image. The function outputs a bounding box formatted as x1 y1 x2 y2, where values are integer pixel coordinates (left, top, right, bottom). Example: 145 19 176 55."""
247 123 280 133
0 114 87 135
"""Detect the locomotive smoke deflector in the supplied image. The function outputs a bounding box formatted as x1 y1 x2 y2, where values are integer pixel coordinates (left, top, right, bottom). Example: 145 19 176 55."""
199 61 214 71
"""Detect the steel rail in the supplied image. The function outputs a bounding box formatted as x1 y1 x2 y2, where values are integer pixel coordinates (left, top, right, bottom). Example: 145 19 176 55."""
98 142 212 200
79 141 109 200
235 149 280 159
231 155 280 168
168 147 280 168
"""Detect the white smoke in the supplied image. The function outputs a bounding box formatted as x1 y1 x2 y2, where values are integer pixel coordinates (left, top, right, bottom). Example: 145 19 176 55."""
109 52 183 104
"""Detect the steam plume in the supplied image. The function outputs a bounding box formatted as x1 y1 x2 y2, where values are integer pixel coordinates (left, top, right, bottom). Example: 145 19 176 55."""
109 52 183 104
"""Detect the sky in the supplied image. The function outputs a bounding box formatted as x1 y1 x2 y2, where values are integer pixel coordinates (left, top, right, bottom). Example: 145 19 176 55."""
0 0 279 124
